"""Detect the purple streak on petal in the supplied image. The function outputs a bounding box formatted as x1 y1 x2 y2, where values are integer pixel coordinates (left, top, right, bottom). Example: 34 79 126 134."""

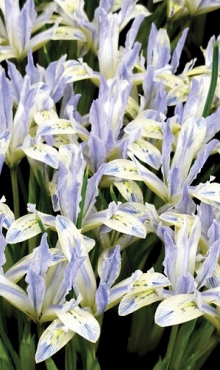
198 202 215 243
168 165 182 198
26 49 41 84
175 273 195 294
171 28 189 73
87 135 106 172
175 183 196 215
58 144 86 223
205 107 220 143
125 15 145 50
83 163 106 219
0 68 13 131
60 85 81 120
197 240 220 289
26 270 45 316
99 246 121 288
6 61 23 104
95 283 109 315
163 231 177 285
208 220 220 245
45 55 67 103
186 139 218 185
143 66 167 114
147 23 157 66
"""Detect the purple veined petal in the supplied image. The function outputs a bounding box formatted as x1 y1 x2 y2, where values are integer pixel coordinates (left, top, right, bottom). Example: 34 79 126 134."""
113 180 144 203
191 182 220 208
119 288 163 316
63 60 99 84
103 159 142 180
26 270 45 317
171 28 189 73
104 210 146 238
155 294 203 327
23 142 59 169
55 215 97 307
35 319 75 363
55 215 95 258
125 116 163 140
186 139 218 186
131 272 171 293
6 214 41 244
27 23 58 53
32 2 57 33
83 163 106 219
37 119 75 136
52 26 86 41
118 1 151 31
175 273 196 294
34 109 59 125
98 246 121 288
196 240 220 289
159 211 195 228
6 60 23 104
5 247 65 283
208 220 220 246
87 134 106 172
128 138 162 170
175 182 197 215
106 270 143 310
95 283 109 315
0 274 35 319
0 69 13 131
57 306 100 342
0 196 14 229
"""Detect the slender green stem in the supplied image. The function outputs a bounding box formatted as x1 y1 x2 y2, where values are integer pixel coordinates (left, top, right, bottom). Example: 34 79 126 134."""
77 167 89 229
17 165 28 205
10 167 20 220
202 41 219 118
164 325 179 367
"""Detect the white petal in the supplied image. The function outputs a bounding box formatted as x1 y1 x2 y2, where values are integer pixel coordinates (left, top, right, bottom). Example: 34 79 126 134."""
23 143 59 169
119 289 162 315
6 215 41 244
155 294 203 327
104 210 146 238
35 319 75 363
113 180 143 203
104 159 142 180
58 306 100 342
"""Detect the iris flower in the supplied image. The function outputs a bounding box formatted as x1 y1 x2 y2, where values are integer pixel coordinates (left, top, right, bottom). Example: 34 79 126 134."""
0 0 57 62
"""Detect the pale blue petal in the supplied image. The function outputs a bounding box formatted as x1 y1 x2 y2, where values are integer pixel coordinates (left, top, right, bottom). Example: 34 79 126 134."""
58 306 100 342
171 28 189 73
175 273 195 294
196 240 220 289
98 246 121 288
95 283 109 315
35 319 75 363
155 294 203 327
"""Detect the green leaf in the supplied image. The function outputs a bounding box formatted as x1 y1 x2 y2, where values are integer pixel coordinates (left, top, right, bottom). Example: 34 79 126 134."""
202 41 219 118
0 339 14 370
45 358 59 370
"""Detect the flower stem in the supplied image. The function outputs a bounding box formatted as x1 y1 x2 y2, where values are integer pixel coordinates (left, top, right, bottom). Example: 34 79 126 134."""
202 41 219 117
10 167 20 220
